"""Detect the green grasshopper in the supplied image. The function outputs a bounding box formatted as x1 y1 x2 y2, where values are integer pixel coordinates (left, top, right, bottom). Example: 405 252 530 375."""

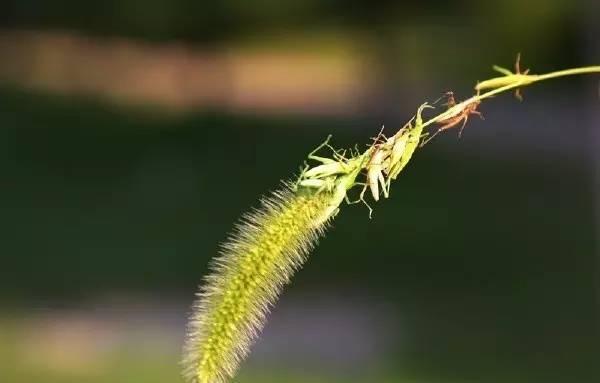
383 102 432 191
475 53 536 101
296 135 372 223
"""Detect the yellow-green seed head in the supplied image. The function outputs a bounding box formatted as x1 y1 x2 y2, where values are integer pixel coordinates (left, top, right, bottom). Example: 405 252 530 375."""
182 183 338 383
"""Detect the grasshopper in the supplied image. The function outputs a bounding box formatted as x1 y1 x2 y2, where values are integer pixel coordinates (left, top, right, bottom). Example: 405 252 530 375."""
475 53 536 101
385 102 432 189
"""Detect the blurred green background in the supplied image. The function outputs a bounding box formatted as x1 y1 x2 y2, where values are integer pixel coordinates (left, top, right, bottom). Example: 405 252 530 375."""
0 1 598 382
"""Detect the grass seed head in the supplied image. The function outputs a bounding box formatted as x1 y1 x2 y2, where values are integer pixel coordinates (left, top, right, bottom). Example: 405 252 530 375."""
183 184 341 383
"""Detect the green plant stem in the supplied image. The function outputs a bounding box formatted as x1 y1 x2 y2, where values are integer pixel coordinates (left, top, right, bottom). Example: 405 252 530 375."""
534 66 600 81
423 65 600 130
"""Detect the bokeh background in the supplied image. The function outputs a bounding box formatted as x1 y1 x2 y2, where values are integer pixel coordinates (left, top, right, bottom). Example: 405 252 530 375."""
1 1 599 382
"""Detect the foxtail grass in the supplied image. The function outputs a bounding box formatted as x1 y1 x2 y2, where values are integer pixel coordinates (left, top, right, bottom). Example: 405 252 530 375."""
183 57 600 383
